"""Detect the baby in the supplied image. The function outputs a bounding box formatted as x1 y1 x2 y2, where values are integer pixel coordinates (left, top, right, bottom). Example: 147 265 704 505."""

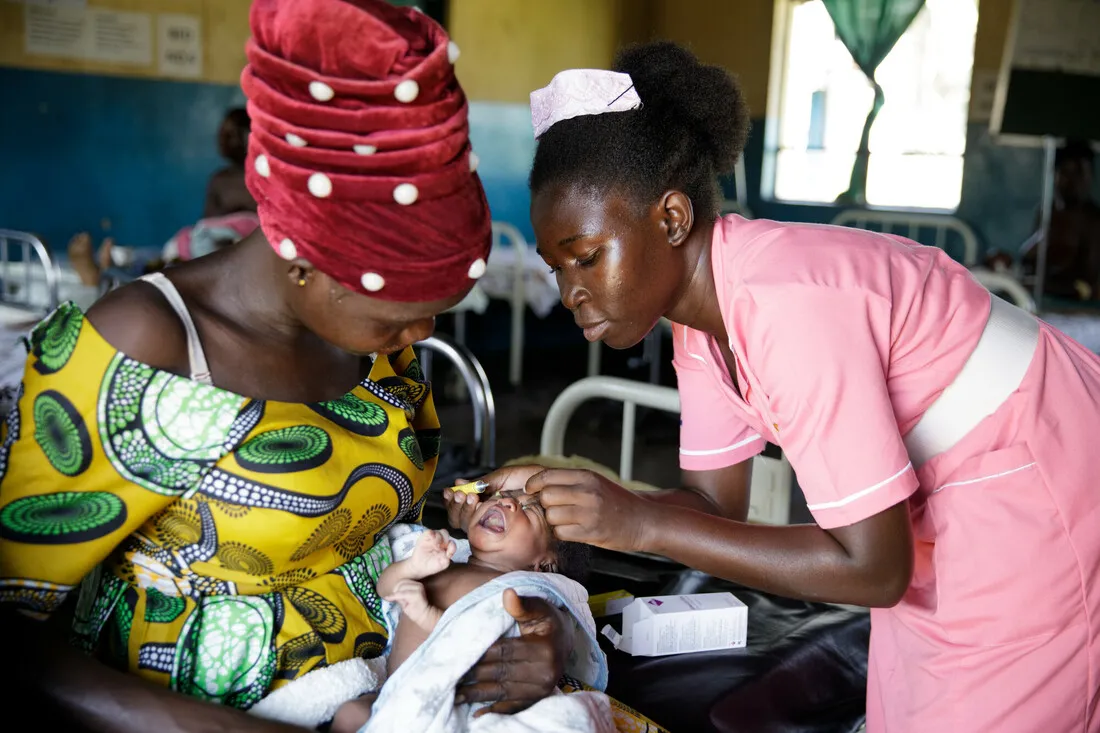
330 489 590 732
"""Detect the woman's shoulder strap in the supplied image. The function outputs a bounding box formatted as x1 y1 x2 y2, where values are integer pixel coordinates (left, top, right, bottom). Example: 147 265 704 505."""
137 273 212 384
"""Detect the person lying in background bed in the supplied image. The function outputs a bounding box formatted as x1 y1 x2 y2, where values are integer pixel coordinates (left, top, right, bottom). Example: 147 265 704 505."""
0 2 569 730
448 41 1100 733
66 212 260 290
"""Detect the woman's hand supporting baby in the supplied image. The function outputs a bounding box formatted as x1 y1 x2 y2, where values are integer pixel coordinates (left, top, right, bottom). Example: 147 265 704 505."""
456 590 569 718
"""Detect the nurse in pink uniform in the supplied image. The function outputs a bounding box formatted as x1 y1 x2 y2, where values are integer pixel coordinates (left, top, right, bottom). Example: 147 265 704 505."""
445 42 1100 731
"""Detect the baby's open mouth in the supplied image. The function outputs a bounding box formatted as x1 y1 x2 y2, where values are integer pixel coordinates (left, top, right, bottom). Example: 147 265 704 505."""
478 506 507 534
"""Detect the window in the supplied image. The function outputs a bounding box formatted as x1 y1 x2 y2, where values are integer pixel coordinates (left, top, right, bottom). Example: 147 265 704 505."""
766 0 978 210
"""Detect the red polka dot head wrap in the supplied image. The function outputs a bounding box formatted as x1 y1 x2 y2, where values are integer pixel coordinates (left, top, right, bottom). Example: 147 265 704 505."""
242 0 491 302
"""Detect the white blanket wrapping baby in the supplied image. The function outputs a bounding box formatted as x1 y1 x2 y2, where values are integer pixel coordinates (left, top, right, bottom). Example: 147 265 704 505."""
249 524 614 733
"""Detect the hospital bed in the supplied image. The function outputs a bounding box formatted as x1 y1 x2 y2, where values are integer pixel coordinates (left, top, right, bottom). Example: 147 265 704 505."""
541 375 793 525
0 229 61 321
830 209 980 266
417 358 867 730
448 222 561 387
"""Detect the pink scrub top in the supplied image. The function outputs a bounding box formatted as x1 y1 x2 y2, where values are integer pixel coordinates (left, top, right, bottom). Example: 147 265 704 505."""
673 215 1100 732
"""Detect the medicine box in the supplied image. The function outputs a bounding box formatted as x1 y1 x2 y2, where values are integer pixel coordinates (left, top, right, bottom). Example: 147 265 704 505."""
588 590 634 618
602 592 748 657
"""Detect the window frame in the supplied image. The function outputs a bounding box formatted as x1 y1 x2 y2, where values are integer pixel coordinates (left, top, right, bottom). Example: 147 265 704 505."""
762 0 975 214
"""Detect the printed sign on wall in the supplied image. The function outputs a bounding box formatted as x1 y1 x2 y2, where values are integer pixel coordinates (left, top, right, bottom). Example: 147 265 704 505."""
25 4 152 66
157 13 202 79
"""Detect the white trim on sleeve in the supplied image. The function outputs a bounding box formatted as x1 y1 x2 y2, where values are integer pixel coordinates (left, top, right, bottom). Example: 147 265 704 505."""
805 461 913 511
680 434 763 457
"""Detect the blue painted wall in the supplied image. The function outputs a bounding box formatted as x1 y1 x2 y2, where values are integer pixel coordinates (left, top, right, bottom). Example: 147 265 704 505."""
0 67 243 259
468 102 537 243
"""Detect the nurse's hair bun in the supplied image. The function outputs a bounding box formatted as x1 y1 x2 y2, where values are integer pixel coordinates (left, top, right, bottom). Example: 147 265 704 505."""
530 40 750 222
614 41 749 177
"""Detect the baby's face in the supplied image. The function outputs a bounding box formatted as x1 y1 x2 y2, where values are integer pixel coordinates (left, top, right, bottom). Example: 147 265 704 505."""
467 490 556 572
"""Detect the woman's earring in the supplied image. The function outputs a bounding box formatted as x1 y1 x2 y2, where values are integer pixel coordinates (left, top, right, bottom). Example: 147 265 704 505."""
297 277 306 287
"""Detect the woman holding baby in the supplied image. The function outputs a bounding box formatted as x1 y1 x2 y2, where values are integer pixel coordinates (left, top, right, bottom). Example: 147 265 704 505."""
446 41 1100 733
0 2 583 731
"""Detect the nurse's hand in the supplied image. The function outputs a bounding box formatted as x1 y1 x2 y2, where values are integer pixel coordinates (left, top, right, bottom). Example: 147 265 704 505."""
443 465 546 532
525 469 652 552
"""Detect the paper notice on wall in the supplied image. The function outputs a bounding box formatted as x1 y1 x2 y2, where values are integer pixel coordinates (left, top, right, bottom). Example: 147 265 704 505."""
90 9 152 64
25 5 151 66
157 14 202 79
1013 0 1100 76
24 5 88 58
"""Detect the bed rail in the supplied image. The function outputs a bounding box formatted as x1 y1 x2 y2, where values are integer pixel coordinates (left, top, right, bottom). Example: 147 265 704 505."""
830 210 980 266
540 376 792 525
969 269 1036 312
416 333 496 468
0 229 60 315
492 221 527 387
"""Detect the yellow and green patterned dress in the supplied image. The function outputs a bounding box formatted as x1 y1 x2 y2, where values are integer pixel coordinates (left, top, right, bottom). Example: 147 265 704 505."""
0 303 440 708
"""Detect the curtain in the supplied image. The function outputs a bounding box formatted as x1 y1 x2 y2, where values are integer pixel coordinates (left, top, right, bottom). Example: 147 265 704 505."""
822 0 926 204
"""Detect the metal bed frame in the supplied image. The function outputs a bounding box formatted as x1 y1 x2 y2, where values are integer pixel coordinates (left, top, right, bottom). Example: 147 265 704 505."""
491 221 527 389
0 229 60 317
450 222 529 387
830 209 980 266
969 268 1036 312
540 375 793 526
416 334 496 469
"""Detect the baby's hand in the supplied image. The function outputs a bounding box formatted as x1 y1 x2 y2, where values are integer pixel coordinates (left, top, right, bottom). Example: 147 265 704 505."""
444 478 483 533
407 529 456 578
385 578 437 627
